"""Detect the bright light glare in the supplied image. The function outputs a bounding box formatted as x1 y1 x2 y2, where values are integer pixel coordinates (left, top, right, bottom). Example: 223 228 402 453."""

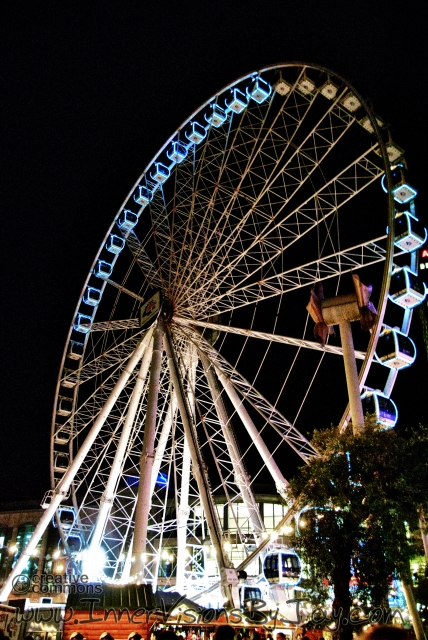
224 541 232 553
81 546 107 578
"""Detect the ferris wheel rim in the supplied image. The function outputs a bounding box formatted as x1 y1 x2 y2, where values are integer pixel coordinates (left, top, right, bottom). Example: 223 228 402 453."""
47 62 401 591
50 59 394 488
50 60 394 410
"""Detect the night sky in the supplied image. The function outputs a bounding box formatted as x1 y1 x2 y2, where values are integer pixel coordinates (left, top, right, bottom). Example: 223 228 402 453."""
2 1 427 504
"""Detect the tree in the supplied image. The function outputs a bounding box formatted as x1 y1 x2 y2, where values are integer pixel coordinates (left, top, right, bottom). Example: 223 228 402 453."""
289 418 428 640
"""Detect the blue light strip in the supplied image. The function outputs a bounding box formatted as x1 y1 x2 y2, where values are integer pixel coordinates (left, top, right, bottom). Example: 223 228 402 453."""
392 183 418 204
129 75 274 223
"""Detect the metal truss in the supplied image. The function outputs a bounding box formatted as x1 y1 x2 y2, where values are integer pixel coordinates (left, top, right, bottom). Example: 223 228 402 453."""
175 316 366 360
122 229 163 289
1 64 400 604
177 324 319 463
60 329 146 388
180 151 384 317
172 90 357 308
87 318 140 332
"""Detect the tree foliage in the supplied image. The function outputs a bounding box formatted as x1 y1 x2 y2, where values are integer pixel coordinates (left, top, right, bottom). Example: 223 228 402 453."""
289 418 428 621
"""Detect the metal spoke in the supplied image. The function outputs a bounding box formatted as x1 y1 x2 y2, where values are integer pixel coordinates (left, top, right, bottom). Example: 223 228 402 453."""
3 63 401 604
178 324 319 463
180 150 383 315
186 236 395 316
122 229 163 289
175 316 366 360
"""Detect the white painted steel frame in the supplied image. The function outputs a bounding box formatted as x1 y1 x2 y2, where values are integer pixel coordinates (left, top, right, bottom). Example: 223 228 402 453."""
1 62 403 603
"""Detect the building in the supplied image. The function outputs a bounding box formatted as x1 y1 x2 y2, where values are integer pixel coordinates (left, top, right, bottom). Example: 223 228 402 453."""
0 487 290 604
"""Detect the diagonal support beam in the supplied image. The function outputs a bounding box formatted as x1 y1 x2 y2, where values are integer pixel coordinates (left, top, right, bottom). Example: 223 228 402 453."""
86 329 154 563
121 229 163 289
176 317 366 360
0 330 152 601
163 323 232 601
215 359 290 502
177 324 319 464
132 322 165 579
199 350 265 539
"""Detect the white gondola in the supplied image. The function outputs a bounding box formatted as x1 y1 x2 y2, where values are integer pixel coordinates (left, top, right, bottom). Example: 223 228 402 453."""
247 76 272 103
61 368 77 388
73 312 92 333
83 286 102 306
263 548 301 586
361 389 398 429
67 340 84 360
54 453 69 472
390 165 418 204
274 77 292 96
225 87 247 113
67 534 83 553
185 122 206 144
375 325 416 370
52 506 76 530
298 75 316 96
57 396 73 416
150 162 170 184
106 234 125 255
205 104 227 128
389 266 426 309
118 209 139 230
134 186 153 207
95 260 113 279
394 212 427 253
239 585 262 604
41 490 54 509
340 92 361 112
167 141 187 164
54 429 70 445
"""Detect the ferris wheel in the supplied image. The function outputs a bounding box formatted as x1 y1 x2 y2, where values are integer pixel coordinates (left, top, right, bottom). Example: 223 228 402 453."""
2 63 426 603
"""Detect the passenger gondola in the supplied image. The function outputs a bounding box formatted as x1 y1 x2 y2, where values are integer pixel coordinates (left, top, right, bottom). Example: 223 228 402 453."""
389 266 426 309
361 389 398 429
263 549 301 586
375 325 416 369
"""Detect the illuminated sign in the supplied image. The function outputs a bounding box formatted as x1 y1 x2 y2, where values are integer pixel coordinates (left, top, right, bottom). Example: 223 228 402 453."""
421 249 428 258
140 291 161 328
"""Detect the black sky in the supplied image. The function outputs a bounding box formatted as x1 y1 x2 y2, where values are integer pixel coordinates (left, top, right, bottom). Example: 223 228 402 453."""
1 1 427 504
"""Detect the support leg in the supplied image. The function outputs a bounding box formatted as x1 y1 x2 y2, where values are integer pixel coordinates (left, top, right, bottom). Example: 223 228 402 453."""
86 330 154 569
164 325 232 602
132 323 165 579
0 331 151 601
401 577 426 640
175 347 197 594
175 435 191 593
199 350 264 541
339 320 364 435
150 391 177 495
215 364 289 502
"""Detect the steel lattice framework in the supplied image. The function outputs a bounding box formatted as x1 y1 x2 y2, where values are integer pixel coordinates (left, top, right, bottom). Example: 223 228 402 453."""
5 62 423 604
